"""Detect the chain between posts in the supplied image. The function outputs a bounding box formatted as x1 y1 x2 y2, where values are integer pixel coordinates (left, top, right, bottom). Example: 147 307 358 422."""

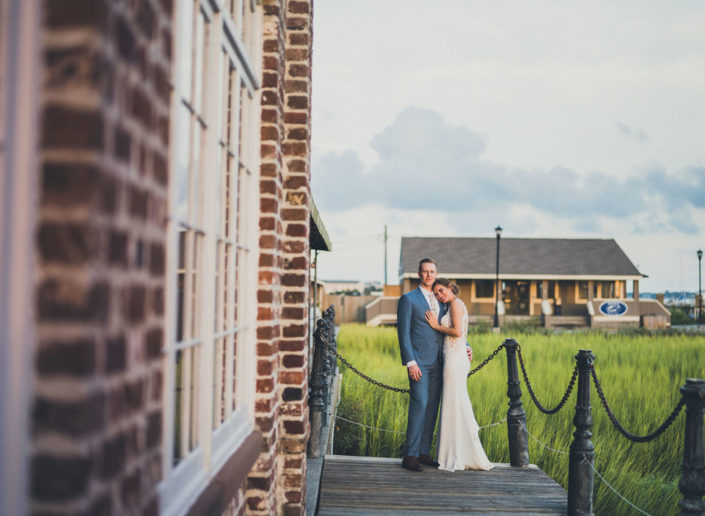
590 365 686 442
468 342 505 377
517 345 578 415
319 336 505 394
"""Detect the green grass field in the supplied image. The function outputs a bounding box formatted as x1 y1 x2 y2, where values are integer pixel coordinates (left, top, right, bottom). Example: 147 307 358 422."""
331 324 705 516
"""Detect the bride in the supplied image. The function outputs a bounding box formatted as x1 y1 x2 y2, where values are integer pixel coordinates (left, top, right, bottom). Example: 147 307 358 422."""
424 278 494 472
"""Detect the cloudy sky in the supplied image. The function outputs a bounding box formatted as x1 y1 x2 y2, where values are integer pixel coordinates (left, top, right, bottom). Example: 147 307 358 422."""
310 0 705 293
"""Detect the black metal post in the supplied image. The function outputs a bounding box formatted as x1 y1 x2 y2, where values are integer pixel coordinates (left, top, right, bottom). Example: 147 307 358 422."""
568 349 595 516
678 378 705 515
504 338 529 466
494 226 502 328
697 250 702 327
308 319 328 458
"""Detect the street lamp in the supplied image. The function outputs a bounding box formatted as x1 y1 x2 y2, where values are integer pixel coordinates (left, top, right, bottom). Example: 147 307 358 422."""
698 249 703 327
494 225 502 328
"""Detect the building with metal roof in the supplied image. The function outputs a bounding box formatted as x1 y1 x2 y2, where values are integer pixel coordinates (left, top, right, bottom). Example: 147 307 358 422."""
366 236 669 329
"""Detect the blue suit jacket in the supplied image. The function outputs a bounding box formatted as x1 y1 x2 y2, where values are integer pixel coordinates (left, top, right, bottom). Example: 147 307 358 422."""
397 288 447 367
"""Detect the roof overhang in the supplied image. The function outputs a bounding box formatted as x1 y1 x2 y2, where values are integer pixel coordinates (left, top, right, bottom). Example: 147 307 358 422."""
310 199 332 252
400 273 644 281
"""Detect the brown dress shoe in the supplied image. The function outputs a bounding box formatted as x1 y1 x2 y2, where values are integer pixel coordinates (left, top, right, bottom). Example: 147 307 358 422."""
418 454 440 468
401 455 423 472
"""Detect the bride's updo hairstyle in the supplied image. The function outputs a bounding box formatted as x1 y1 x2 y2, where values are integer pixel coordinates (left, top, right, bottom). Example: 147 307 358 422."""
432 278 459 295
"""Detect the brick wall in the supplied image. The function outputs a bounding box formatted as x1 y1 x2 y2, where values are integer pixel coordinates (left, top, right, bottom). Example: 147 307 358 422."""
249 0 314 514
279 0 314 513
248 0 287 513
32 0 171 513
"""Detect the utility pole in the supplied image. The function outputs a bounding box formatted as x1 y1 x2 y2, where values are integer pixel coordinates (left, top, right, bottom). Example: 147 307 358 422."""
384 225 388 286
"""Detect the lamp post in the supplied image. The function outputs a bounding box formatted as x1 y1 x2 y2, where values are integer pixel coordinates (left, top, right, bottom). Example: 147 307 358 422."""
698 249 703 327
494 225 502 328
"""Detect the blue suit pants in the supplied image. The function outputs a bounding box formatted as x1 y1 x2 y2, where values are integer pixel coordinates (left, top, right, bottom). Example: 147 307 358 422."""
406 360 442 457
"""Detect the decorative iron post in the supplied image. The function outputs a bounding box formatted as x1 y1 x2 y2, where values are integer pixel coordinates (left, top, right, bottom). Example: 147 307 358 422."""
568 349 595 515
504 338 529 466
679 378 705 515
308 319 328 458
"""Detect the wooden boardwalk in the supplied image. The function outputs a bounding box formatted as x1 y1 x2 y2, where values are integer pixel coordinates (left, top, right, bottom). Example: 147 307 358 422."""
317 455 567 515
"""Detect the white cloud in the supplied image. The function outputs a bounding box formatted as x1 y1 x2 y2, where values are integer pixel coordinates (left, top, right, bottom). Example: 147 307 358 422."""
310 0 705 291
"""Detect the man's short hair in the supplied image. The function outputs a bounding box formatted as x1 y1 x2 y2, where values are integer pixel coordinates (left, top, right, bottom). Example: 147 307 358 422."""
418 258 436 273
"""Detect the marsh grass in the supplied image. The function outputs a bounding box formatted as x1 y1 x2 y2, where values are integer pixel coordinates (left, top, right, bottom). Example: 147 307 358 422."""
332 324 705 516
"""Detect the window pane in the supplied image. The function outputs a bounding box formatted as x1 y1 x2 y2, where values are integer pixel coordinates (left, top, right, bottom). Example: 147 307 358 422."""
175 105 191 221
476 280 493 298
174 346 200 465
192 9 205 114
176 229 186 342
177 0 194 103
213 336 225 426
190 121 202 227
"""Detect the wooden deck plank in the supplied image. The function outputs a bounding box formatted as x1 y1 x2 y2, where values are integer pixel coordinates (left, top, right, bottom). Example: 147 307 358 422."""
317 456 567 515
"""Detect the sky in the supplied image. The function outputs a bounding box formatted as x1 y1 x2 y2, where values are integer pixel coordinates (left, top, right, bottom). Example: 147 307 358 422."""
309 0 705 293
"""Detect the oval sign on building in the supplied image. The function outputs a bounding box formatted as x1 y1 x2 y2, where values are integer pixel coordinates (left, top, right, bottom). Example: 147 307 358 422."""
599 301 628 316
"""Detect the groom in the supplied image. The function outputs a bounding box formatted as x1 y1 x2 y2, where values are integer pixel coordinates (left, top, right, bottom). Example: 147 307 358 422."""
397 258 446 472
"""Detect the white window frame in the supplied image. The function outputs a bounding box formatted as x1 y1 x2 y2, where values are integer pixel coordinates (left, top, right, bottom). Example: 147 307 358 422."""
159 1 261 514
0 1 40 515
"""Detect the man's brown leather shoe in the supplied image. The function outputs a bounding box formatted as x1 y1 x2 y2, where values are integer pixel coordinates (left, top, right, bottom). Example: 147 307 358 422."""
418 454 439 468
401 456 423 472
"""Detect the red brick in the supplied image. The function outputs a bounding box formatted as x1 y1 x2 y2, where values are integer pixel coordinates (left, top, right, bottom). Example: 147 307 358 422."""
286 127 308 141
257 359 274 376
285 224 307 238
282 354 304 368
286 17 308 31
36 337 96 377
279 338 305 352
284 457 303 470
286 95 308 110
259 234 277 250
288 63 308 77
282 142 307 157
285 490 302 504
288 1 310 14
280 371 305 384
282 387 302 401
263 55 280 72
285 48 309 61
31 454 92 501
281 208 307 221
257 341 278 356
281 274 305 287
288 33 309 46
260 197 278 214
283 291 305 304
258 289 274 303
286 159 306 173
261 126 280 142
262 108 279 124
282 473 303 489
259 252 274 266
282 307 305 320
256 414 275 432
257 378 275 393
262 72 278 88
285 79 308 93
284 112 308 125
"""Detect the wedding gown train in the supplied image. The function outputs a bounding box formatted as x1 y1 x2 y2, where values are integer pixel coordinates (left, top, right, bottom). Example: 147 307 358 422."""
437 299 494 471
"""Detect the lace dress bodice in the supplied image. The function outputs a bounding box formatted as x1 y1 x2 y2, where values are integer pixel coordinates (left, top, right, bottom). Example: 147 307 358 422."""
441 299 469 358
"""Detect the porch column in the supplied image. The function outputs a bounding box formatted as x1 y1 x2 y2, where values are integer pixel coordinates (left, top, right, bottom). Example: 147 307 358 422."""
633 279 640 316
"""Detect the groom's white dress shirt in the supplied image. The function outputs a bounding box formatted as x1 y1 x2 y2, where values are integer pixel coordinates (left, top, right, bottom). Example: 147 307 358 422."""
406 286 439 368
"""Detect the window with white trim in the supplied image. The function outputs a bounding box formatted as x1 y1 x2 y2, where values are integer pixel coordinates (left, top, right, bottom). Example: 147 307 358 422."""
160 1 261 513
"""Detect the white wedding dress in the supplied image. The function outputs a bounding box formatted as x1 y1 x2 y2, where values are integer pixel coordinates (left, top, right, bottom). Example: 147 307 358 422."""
437 299 494 471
